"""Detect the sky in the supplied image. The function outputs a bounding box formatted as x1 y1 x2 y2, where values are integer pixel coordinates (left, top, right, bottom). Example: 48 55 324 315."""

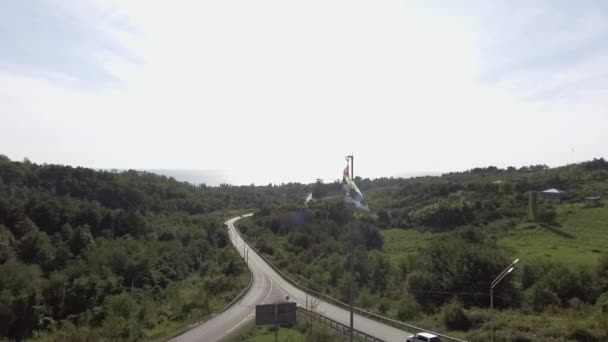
1 0 607 185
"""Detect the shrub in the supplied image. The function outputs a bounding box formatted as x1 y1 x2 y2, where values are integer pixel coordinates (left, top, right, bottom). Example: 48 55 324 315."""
527 285 559 311
442 300 471 331
396 295 421 321
596 292 608 313
408 200 474 231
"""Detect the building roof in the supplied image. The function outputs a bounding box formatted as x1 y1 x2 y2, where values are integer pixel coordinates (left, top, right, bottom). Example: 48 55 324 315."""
542 188 567 194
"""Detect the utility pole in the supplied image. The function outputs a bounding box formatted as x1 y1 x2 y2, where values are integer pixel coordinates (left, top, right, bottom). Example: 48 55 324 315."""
274 304 278 342
346 154 354 342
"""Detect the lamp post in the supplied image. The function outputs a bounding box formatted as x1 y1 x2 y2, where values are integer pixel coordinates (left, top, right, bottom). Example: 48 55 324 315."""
491 258 519 342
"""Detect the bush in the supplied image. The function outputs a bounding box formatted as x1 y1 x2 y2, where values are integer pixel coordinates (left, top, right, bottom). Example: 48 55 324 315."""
396 295 421 321
441 300 471 331
257 239 274 255
598 252 608 291
596 292 608 313
567 320 602 342
527 285 559 311
537 204 556 223
408 199 474 230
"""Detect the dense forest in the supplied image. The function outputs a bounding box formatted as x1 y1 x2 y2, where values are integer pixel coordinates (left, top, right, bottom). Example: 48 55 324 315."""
0 155 278 340
237 159 608 341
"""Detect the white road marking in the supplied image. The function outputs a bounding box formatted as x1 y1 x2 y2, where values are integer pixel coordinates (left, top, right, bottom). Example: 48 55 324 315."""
226 273 274 334
270 278 305 307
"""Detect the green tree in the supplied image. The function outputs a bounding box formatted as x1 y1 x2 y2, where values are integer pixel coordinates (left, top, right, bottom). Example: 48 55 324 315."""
312 179 328 199
376 209 391 228
17 230 55 268
442 300 471 331
101 292 143 341
69 225 94 255
42 272 68 319
0 224 16 263
0 259 43 339
12 218 38 239
499 180 513 194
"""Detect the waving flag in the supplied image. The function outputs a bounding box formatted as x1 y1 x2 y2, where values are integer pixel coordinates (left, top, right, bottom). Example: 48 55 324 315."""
342 164 369 211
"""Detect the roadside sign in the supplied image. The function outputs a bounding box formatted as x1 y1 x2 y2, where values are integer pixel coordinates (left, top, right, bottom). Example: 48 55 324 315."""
255 302 297 326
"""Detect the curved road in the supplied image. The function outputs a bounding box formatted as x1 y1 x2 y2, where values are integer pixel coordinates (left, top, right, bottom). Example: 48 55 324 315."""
173 214 412 342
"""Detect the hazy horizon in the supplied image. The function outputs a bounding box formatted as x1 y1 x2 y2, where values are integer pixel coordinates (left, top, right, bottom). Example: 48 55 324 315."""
3 152 598 186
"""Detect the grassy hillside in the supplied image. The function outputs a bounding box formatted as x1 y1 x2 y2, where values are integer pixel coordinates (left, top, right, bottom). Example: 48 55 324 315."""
501 204 608 265
380 228 437 262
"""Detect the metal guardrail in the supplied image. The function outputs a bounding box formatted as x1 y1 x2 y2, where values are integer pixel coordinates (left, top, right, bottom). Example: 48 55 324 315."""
219 261 254 313
160 252 253 341
233 214 468 342
298 306 384 342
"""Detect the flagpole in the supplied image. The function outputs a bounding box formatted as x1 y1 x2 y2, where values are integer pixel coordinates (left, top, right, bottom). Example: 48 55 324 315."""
346 154 354 342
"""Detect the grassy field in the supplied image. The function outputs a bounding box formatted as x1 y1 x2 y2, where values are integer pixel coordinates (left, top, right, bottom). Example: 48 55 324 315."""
380 228 441 263
381 203 608 267
500 204 608 265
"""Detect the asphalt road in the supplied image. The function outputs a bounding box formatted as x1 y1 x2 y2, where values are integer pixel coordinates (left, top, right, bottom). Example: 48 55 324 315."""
172 214 412 342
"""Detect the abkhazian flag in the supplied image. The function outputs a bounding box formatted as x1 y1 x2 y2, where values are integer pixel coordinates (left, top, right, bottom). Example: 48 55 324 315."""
342 164 370 211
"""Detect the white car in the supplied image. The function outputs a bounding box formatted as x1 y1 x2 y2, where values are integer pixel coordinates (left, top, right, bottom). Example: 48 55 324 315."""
406 332 441 342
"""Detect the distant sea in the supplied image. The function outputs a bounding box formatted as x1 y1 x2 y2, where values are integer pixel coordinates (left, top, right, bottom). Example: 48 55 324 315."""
394 171 444 178
104 169 230 187
106 169 443 187
146 169 230 186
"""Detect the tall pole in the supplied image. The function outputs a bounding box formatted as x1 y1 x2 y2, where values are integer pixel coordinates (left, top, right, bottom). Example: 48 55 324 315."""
274 304 278 342
346 154 354 342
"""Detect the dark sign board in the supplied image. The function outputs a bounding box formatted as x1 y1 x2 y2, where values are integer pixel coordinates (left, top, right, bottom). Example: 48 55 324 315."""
255 302 297 326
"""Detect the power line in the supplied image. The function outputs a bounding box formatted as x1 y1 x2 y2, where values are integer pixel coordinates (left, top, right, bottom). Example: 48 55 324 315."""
408 289 489 296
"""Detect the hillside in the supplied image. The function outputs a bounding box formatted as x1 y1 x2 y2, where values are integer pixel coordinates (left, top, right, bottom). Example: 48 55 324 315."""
237 158 608 341
501 204 608 265
0 155 253 340
3 155 608 340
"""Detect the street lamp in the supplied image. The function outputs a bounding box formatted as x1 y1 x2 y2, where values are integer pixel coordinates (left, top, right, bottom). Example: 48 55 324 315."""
491 258 518 342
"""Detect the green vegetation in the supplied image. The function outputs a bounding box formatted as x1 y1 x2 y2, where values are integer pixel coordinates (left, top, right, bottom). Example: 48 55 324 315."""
0 155 258 340
381 228 437 262
237 158 608 341
501 204 608 265
228 320 347 342
3 153 608 341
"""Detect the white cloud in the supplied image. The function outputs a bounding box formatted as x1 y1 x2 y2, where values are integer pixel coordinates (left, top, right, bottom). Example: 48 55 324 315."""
1 0 607 185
